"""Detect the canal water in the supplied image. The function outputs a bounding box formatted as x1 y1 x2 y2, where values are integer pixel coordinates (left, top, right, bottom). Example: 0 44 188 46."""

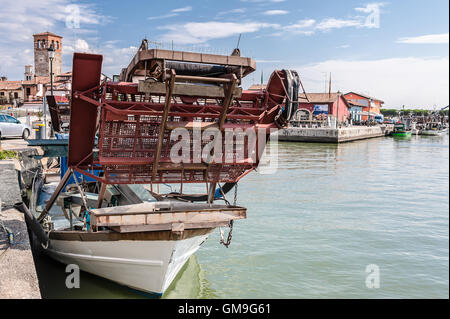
33 134 449 298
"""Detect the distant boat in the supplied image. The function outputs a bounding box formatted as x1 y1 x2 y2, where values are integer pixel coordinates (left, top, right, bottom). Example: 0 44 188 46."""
391 123 412 137
421 122 448 136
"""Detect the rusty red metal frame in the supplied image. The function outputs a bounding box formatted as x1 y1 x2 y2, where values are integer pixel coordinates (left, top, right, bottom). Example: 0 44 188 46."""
67 53 287 185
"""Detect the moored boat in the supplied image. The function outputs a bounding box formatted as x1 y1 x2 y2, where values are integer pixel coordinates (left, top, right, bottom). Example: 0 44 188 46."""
420 122 447 136
28 180 244 295
391 123 412 137
20 41 299 296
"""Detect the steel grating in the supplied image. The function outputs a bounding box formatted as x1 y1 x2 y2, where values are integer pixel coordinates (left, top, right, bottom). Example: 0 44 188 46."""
69 52 289 185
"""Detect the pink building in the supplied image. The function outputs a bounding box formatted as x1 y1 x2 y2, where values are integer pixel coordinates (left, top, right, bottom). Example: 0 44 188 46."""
298 93 350 122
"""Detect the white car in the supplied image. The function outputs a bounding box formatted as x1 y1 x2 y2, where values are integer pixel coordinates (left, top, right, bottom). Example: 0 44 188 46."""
0 114 31 139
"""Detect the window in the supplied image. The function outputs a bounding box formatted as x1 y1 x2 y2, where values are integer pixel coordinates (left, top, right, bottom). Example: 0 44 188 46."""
26 88 31 95
5 115 18 123
14 92 18 99
0 115 6 122
0 92 4 96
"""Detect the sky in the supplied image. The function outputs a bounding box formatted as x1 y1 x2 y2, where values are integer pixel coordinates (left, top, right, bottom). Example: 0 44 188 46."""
0 0 448 109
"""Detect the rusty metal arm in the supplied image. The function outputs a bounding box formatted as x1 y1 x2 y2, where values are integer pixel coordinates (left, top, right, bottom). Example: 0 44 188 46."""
218 74 238 129
96 183 107 208
37 168 73 222
152 69 176 180
207 75 238 203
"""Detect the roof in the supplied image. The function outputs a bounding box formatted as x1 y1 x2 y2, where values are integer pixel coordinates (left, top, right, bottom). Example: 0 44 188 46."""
344 91 384 103
347 102 364 108
299 93 350 107
22 76 50 85
34 76 50 84
248 84 266 91
1 76 50 89
0 81 23 90
33 32 63 38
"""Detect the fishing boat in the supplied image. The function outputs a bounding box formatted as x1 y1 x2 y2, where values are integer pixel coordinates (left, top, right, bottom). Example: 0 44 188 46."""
391 123 412 137
420 122 448 136
19 41 300 296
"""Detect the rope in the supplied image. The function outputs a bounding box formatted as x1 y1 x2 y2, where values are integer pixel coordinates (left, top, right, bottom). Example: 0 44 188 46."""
0 220 14 260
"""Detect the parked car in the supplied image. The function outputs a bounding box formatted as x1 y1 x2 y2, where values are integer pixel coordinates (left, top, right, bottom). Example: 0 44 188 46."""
0 114 31 139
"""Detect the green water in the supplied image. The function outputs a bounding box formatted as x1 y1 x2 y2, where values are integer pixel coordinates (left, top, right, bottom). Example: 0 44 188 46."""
34 135 449 298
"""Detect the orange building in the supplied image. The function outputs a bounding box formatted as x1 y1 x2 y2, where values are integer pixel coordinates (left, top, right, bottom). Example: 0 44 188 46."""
344 92 384 121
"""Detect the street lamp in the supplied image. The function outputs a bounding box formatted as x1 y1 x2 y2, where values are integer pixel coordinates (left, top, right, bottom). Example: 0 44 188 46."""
45 44 55 138
48 44 55 96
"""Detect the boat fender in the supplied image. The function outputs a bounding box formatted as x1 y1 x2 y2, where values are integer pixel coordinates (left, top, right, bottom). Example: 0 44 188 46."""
13 202 49 246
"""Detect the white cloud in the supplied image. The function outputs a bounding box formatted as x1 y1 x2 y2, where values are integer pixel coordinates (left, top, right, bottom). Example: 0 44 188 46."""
314 3 386 31
283 19 316 34
75 39 89 51
148 13 178 20
217 8 247 16
316 18 361 31
159 21 279 44
397 33 449 44
263 10 289 16
172 6 192 13
0 0 111 79
148 6 192 20
355 2 386 13
0 0 110 43
295 57 449 107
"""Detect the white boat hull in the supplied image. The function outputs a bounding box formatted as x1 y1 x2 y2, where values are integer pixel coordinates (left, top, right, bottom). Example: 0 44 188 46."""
421 130 444 136
45 231 211 296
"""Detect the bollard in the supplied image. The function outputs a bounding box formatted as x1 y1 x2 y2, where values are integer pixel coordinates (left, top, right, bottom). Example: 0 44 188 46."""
35 124 45 139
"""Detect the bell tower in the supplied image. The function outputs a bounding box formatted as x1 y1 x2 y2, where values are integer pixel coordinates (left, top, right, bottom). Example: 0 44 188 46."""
33 32 63 77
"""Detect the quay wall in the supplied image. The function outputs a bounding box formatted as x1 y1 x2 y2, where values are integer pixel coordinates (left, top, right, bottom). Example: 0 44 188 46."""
275 125 394 143
0 158 41 299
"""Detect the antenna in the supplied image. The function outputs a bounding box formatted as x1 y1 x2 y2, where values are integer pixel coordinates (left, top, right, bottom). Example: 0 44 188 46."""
236 34 242 49
260 70 263 92
231 34 242 56
328 72 331 98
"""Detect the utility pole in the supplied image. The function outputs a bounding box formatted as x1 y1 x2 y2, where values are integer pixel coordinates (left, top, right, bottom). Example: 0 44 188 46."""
336 91 340 129
328 73 331 98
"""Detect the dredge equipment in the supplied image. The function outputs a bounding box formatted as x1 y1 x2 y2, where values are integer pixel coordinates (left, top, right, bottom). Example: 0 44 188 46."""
22 41 303 295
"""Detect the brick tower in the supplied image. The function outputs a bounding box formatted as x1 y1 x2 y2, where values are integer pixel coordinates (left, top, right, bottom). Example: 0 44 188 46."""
33 32 63 77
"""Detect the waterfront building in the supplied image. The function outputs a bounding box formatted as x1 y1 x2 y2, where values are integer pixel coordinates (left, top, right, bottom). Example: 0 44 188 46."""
344 92 384 121
348 103 363 122
248 84 352 123
298 93 351 123
0 32 67 105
